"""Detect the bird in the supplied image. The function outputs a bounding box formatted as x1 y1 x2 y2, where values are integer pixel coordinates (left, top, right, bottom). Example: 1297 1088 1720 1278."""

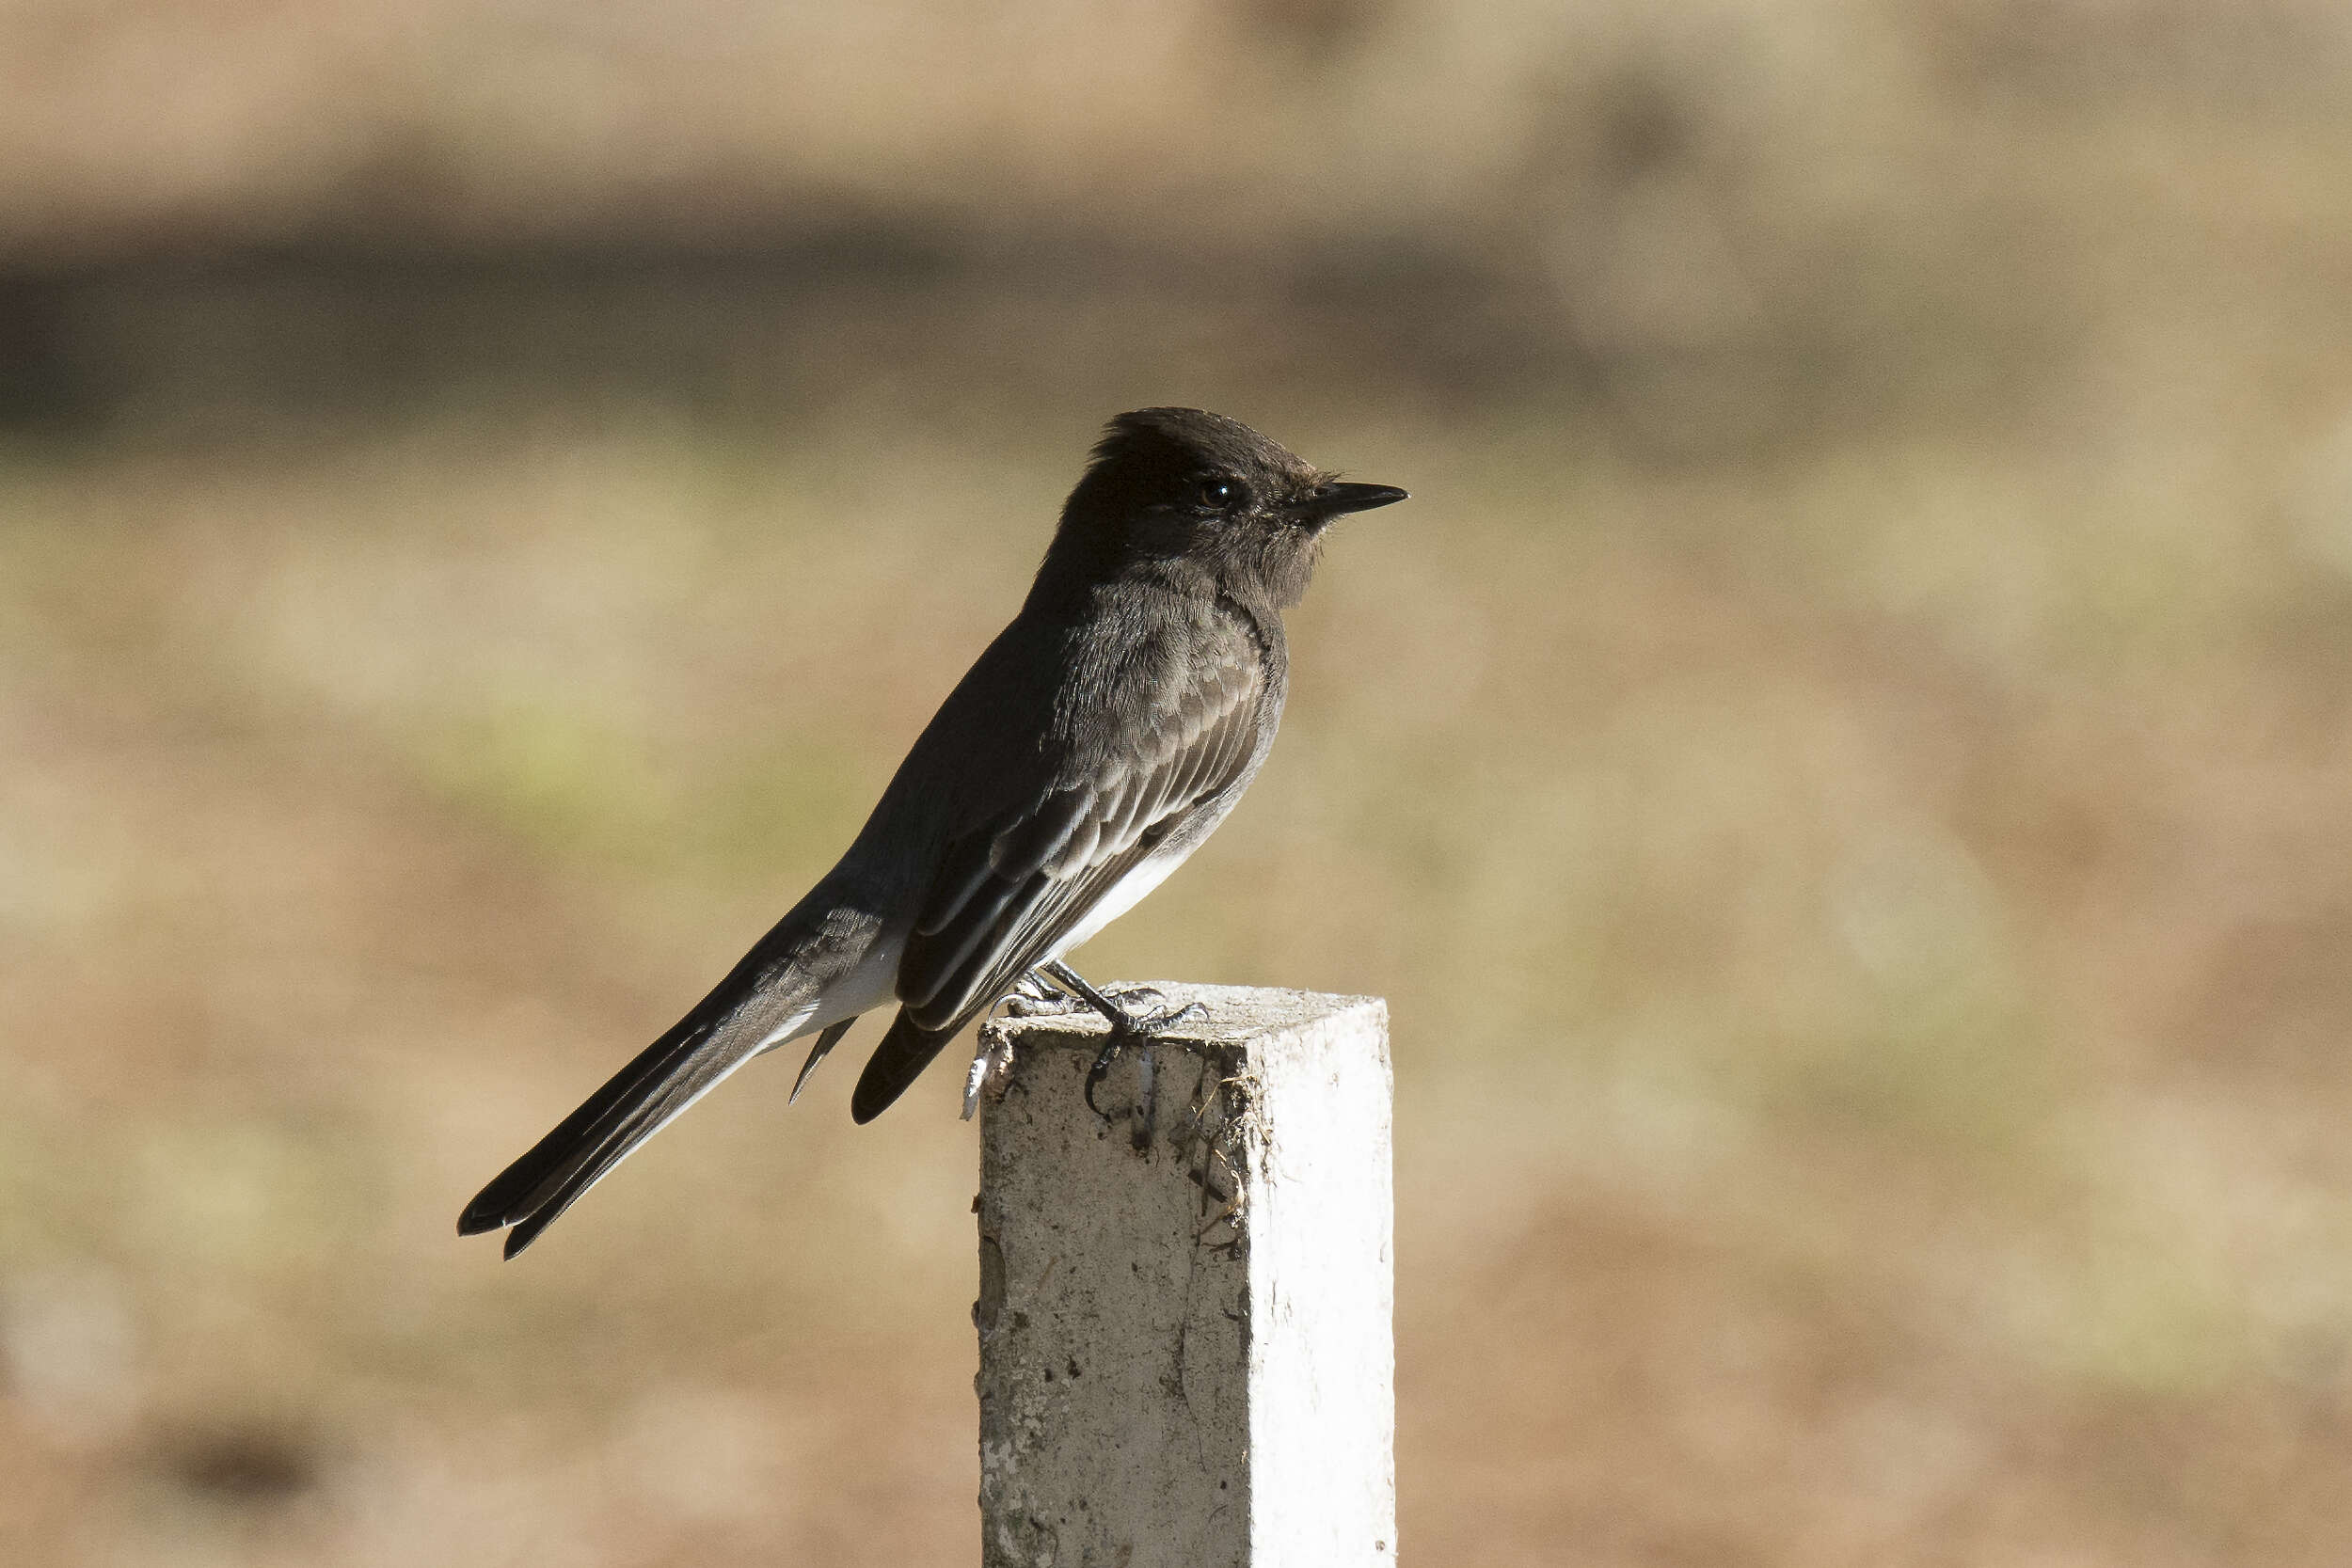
458 407 1406 1257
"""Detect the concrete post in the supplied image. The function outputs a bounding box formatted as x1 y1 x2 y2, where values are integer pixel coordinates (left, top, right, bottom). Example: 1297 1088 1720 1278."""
973 983 1394 1568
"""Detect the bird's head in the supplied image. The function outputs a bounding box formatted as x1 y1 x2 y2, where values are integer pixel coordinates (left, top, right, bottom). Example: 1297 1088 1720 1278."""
1041 408 1407 610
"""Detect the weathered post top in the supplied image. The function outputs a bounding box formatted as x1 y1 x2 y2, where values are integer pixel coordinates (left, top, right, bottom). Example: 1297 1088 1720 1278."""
974 982 1394 1568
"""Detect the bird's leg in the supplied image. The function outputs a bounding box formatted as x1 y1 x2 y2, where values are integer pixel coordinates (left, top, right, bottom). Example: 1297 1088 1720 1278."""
1041 962 1207 1037
1042 961 1207 1139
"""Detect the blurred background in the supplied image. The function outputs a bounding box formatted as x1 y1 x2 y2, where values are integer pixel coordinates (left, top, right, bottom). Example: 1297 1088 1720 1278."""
6 0 2352 1562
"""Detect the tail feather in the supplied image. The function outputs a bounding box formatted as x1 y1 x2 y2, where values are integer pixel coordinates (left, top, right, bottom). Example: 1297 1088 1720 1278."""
462 980 842 1256
496 1044 730 1257
460 1017 708 1237
790 1018 857 1104
463 1007 787 1257
850 1008 961 1124
460 894 897 1257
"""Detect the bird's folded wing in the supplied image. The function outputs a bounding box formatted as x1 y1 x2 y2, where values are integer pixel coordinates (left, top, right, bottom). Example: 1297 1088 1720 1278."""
894 642 1264 1034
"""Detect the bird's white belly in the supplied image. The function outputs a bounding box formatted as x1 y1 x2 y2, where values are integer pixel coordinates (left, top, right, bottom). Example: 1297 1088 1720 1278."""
1048 841 1193 962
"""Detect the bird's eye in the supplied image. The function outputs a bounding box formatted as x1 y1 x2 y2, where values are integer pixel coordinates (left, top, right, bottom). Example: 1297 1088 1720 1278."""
1197 477 1243 510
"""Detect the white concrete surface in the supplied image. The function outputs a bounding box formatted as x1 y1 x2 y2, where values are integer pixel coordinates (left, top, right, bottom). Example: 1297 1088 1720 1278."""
974 983 1394 1568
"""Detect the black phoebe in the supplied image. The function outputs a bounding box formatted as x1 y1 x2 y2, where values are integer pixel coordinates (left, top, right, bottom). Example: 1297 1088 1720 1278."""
459 408 1406 1256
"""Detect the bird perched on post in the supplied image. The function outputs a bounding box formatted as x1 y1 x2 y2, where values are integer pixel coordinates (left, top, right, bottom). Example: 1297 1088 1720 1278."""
458 408 1406 1257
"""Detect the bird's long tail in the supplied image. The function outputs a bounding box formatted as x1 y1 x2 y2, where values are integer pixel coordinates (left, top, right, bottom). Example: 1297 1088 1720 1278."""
460 906 879 1258
457 1012 767 1256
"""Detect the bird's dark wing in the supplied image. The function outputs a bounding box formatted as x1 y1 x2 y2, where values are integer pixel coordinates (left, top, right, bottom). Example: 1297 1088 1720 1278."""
848 641 1266 1121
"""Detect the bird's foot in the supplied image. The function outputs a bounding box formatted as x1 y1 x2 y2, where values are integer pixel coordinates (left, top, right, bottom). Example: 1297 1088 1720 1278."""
997 971 1087 1019
1038 965 1206 1148
1096 985 1206 1025
1087 1004 1207 1153
1086 998 1210 1091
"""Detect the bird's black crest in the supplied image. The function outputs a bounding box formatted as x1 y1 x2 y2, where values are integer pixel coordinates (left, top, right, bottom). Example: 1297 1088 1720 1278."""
1076 408 1318 506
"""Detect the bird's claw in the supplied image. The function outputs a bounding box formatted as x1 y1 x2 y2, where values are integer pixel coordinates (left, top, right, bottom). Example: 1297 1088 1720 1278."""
1078 999 1205 1144
1093 984 1182 1017
1082 1037 1123 1117
1134 999 1207 1034
1084 1035 1156 1151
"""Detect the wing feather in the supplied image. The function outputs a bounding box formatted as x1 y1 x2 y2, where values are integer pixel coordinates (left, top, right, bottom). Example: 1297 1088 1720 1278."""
986 787 1094 882
889 650 1264 1043
914 833 997 939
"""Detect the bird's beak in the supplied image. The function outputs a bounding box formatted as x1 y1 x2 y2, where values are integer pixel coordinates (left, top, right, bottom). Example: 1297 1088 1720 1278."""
1303 481 1409 518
